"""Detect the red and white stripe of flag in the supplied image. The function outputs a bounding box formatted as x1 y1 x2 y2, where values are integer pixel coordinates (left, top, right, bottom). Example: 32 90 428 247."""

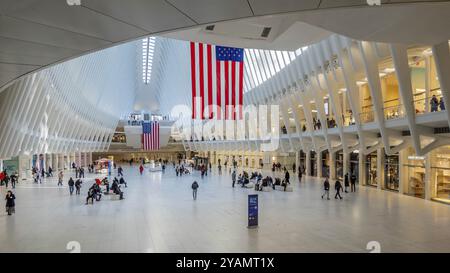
190 42 244 120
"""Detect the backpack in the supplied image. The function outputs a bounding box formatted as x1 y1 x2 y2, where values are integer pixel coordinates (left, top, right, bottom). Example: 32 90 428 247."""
192 183 198 190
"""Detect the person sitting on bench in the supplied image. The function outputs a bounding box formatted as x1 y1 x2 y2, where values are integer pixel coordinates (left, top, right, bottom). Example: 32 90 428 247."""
85 185 96 205
119 177 127 188
257 173 263 182
273 178 281 189
111 180 124 200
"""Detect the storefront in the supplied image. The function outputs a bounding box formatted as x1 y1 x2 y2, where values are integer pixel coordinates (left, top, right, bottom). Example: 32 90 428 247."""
299 150 306 172
431 147 450 203
335 151 343 181
384 153 400 191
401 147 425 198
321 150 330 178
349 152 359 183
365 152 378 187
310 151 317 176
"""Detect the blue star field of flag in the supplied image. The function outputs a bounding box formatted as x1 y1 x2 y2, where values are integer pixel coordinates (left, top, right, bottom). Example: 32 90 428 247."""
216 46 244 62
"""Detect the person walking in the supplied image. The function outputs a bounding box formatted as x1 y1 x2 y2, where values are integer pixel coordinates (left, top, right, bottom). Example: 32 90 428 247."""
344 173 350 193
58 171 63 186
68 177 75 195
10 173 17 189
5 191 16 216
284 170 290 184
75 179 82 195
232 170 236 188
139 165 144 175
191 181 199 200
3 174 9 188
335 180 343 199
321 178 330 200
298 166 303 182
350 173 357 192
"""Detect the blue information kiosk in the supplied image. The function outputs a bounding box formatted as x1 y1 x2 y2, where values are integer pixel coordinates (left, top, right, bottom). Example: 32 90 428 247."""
248 194 258 228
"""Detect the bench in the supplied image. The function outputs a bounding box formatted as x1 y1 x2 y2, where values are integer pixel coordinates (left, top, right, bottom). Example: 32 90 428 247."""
262 186 272 192
274 185 293 192
243 182 255 188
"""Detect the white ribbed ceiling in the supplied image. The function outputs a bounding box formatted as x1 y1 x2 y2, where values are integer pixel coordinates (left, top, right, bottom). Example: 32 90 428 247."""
1 0 450 91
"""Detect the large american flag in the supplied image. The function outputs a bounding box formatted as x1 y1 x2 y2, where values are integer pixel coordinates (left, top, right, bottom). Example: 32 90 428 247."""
190 42 244 120
142 121 159 150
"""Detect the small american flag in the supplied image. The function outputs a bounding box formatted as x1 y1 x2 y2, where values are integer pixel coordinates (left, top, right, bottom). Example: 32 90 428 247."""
142 121 159 150
190 42 244 120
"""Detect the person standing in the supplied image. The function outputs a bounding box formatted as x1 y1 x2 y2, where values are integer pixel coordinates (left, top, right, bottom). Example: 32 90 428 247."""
344 173 349 193
232 170 236 188
350 173 357 192
68 177 75 195
139 165 144 175
218 165 222 175
75 179 82 195
75 167 79 178
431 95 439 112
284 170 290 184
335 180 343 200
5 191 16 216
321 178 330 200
191 181 199 200
10 173 17 189
3 174 9 188
58 171 63 187
440 97 446 111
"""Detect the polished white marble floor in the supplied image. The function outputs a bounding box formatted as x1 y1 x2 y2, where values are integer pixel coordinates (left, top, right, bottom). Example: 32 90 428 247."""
1 164 450 253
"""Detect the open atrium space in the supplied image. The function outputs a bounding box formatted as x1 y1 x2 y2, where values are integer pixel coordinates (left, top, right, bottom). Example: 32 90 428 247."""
1 0 450 259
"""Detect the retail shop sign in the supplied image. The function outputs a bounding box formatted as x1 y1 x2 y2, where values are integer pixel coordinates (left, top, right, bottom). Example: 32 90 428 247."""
248 194 258 228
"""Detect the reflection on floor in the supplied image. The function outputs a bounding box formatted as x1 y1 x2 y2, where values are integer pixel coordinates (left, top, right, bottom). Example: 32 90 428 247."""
1 165 450 253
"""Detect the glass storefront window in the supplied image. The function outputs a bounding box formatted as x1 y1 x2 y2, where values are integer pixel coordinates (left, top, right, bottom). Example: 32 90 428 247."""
384 153 399 191
349 152 359 183
404 148 425 198
365 152 377 187
310 151 317 176
321 150 329 178
431 148 450 203
299 151 306 172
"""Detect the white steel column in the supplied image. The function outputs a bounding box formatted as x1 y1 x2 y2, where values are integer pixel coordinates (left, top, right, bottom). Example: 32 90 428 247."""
359 152 365 186
317 151 322 178
306 151 311 176
330 151 336 180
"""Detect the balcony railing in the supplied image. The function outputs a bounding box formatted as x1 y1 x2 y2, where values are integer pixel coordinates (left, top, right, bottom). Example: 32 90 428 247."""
413 94 446 114
360 110 375 123
342 113 356 126
383 104 405 120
